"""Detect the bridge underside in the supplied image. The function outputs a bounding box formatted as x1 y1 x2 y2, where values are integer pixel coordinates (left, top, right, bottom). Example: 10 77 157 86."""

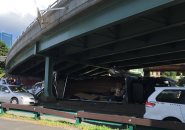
8 0 185 81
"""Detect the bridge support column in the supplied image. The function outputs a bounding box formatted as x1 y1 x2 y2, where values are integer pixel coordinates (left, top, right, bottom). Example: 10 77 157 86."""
44 56 54 97
144 69 150 77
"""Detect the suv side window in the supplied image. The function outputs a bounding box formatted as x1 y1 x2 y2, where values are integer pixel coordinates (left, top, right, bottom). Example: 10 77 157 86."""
156 90 185 104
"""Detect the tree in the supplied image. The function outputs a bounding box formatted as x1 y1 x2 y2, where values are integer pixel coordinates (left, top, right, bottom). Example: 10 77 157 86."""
161 71 177 80
0 41 8 74
0 41 8 56
177 77 185 86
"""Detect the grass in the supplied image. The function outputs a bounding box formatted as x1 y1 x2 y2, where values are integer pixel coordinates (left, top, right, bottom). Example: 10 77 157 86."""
0 113 119 130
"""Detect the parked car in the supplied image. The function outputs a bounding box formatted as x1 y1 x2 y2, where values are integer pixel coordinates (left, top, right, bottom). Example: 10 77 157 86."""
0 78 9 85
0 84 36 105
0 78 20 85
144 87 185 123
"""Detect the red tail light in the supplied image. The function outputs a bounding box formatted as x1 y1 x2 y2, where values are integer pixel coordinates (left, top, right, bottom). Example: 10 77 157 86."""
145 101 156 107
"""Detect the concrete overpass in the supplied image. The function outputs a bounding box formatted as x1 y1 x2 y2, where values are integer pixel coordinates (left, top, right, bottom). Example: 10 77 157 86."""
6 0 185 97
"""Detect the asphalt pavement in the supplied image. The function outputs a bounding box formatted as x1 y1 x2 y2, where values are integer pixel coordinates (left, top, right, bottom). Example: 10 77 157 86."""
0 118 72 130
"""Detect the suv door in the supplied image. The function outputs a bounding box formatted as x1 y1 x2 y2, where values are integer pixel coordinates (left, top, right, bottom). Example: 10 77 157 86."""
156 90 183 121
180 91 185 122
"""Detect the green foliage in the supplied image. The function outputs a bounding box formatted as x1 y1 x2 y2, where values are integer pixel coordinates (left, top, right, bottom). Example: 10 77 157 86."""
0 61 5 68
0 63 5 74
0 41 8 56
0 73 5 78
161 71 177 80
78 124 114 130
177 77 185 86
0 67 4 73
0 41 8 73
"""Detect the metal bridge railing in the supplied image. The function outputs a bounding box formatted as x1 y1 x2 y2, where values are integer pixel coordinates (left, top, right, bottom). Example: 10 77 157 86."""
13 0 67 46
7 0 96 65
0 103 185 130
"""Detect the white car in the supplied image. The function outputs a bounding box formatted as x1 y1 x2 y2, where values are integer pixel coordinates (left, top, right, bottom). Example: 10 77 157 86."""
144 87 185 123
0 78 9 85
0 84 36 105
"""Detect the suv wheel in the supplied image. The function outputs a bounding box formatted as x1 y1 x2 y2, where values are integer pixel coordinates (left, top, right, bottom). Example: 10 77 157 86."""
163 117 181 123
10 98 19 104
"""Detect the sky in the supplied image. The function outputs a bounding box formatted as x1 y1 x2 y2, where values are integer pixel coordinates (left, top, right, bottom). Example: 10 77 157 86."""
0 0 56 42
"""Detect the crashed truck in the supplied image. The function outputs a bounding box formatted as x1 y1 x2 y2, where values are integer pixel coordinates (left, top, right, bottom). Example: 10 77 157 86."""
29 70 176 104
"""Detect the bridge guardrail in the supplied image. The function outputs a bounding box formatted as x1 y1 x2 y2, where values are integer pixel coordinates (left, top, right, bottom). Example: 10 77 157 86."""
0 103 185 130
6 0 70 65
14 0 63 43
0 103 76 120
7 0 100 68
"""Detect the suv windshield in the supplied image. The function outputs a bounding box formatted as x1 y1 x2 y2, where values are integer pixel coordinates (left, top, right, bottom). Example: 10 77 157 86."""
9 86 26 93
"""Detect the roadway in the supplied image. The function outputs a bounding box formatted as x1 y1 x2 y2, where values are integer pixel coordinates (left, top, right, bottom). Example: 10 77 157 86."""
0 118 72 130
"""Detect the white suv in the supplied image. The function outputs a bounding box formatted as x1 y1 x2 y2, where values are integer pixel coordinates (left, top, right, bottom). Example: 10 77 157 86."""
144 87 185 123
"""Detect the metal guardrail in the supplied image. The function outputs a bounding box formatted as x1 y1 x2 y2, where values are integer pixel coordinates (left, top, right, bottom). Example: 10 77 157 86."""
0 103 185 130
77 111 185 130
0 103 76 120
